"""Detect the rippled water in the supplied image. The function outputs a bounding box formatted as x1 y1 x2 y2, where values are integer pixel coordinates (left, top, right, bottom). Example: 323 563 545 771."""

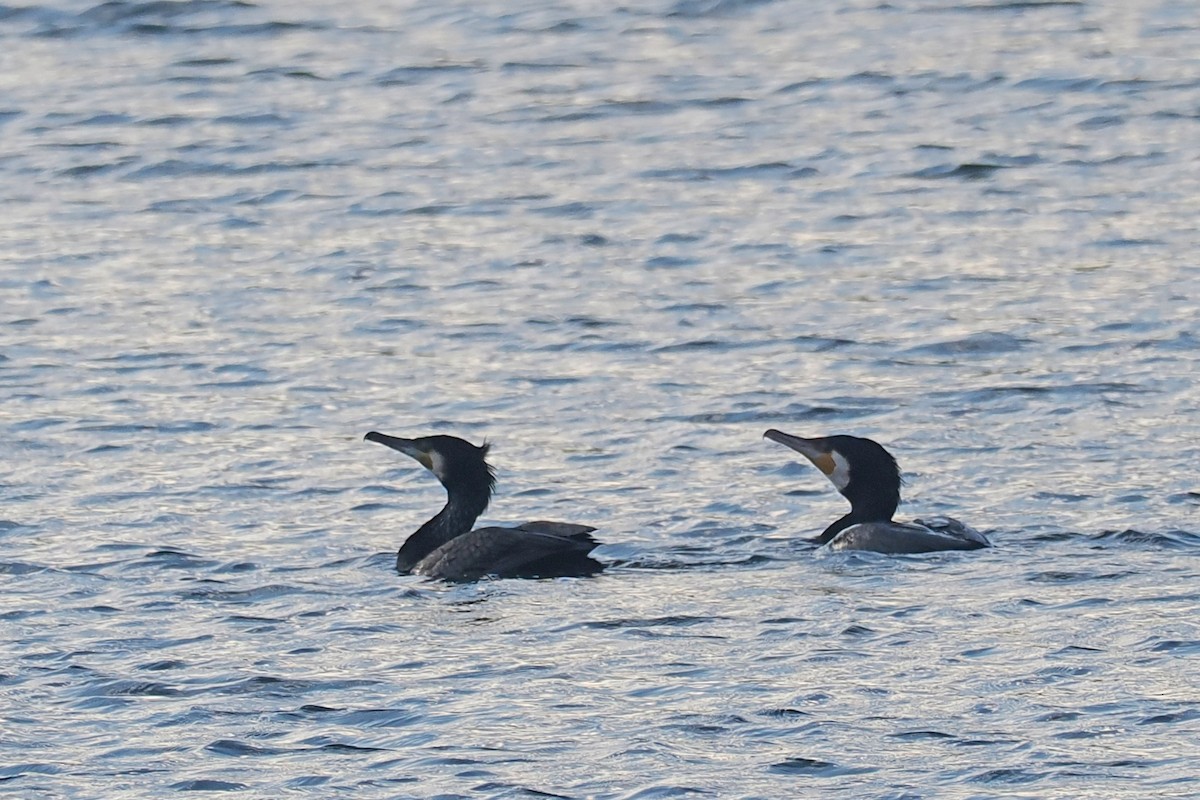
2 0 1199 796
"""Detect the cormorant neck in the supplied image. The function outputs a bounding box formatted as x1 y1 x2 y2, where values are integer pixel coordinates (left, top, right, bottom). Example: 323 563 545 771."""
396 485 491 573
813 489 897 544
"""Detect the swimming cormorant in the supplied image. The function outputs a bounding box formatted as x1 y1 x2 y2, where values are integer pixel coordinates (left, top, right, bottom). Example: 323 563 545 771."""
364 431 604 580
764 430 990 553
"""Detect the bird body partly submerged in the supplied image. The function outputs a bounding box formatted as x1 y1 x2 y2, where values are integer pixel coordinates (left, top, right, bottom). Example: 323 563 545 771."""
365 431 603 581
824 518 989 554
764 429 990 554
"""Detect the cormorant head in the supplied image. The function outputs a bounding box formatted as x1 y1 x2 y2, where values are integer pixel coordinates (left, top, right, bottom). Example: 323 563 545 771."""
365 431 496 498
763 430 901 521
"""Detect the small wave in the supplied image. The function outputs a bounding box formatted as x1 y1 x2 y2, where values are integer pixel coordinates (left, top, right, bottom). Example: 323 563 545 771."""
74 420 216 433
206 739 287 757
113 550 221 573
0 560 51 575
196 378 283 389
0 762 61 780
328 708 424 728
666 0 773 16
553 614 723 633
78 679 182 698
311 742 388 754
943 0 1083 11
645 256 699 269
531 201 599 218
1146 640 1200 655
171 780 248 791
759 707 812 718
640 162 815 181
1078 114 1126 130
907 162 1008 180
85 443 131 454
501 59 586 73
902 332 1029 357
181 584 324 603
656 402 875 425
769 757 873 776
1092 237 1165 248
613 783 714 799
1026 569 1129 583
208 675 382 697
1064 152 1166 168
889 729 956 740
376 62 484 86
970 768 1046 785
1138 709 1200 725
1134 331 1199 351
1089 529 1200 549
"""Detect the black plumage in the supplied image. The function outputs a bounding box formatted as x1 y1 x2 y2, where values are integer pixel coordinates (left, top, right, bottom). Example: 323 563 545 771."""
364 431 604 580
764 429 990 553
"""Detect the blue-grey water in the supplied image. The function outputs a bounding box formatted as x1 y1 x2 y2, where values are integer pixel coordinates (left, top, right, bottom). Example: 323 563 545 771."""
2 0 1199 797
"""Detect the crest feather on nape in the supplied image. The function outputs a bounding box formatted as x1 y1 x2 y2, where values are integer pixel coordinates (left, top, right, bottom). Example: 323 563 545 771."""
479 440 496 487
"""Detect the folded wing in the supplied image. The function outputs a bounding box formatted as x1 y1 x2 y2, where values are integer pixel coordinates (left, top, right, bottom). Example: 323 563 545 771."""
413 521 602 581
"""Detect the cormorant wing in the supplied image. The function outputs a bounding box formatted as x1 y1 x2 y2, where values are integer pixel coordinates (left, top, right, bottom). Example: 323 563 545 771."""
512 520 597 538
412 522 603 581
912 516 991 549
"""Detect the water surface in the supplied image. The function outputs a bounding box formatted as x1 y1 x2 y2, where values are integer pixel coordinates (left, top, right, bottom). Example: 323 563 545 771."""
2 0 1199 797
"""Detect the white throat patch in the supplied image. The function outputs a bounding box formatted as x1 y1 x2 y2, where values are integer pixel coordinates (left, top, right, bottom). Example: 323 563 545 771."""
827 450 852 491
428 450 449 482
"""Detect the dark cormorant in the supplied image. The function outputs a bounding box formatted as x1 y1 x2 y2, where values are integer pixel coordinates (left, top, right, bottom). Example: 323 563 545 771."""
764 430 991 553
364 431 604 580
